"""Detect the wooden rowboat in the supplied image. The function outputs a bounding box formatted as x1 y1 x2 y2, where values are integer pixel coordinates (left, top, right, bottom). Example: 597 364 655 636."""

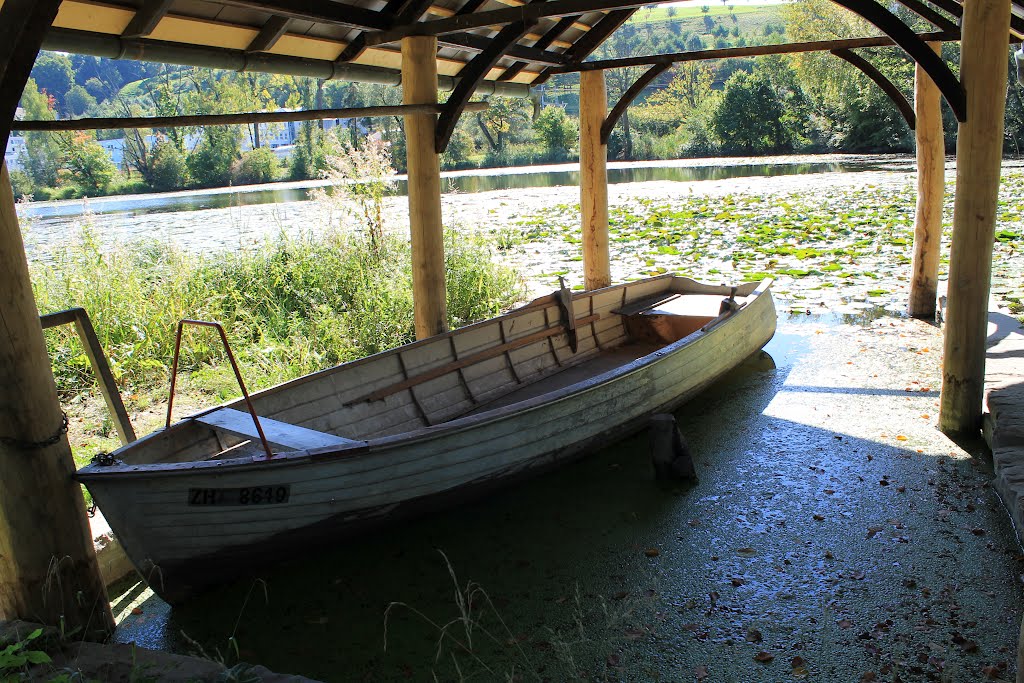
77 275 775 603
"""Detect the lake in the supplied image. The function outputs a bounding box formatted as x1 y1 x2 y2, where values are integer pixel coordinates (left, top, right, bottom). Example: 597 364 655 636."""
17 154 907 259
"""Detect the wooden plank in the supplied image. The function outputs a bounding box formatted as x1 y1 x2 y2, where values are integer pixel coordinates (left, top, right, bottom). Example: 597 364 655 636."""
363 0 654 44
195 408 360 451
351 314 601 403
40 308 136 445
121 0 175 38
14 102 489 133
551 30 959 73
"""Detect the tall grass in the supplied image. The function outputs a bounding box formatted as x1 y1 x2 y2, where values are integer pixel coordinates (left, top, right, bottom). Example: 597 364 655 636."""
32 226 525 400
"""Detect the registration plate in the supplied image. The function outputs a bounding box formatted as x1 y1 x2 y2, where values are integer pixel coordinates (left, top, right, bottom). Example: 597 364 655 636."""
188 485 290 506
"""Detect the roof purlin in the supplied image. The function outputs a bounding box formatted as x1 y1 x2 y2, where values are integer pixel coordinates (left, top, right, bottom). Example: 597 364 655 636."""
360 0 672 46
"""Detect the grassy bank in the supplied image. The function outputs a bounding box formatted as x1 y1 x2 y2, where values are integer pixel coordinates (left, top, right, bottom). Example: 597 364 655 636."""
31 226 525 462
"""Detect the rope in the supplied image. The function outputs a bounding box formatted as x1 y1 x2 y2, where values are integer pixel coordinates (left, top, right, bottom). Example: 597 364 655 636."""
0 413 68 451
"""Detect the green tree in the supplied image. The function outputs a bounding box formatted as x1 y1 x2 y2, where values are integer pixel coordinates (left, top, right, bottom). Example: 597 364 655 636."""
187 126 241 187
31 53 74 114
65 85 97 117
55 132 117 195
533 105 577 161
711 70 791 154
18 78 61 189
233 146 280 185
149 139 190 191
633 62 715 137
782 0 917 151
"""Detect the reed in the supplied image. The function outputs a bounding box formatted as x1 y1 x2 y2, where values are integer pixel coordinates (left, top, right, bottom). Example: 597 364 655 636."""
31 225 525 401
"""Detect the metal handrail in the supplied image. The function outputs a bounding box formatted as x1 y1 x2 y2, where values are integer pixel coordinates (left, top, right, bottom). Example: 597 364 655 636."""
166 320 274 460
40 307 136 445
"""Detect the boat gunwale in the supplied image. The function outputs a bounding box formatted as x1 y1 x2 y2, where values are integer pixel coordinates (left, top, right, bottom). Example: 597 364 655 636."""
75 277 773 481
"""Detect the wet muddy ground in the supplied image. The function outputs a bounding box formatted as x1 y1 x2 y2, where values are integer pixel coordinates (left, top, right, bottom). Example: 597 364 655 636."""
110 311 1024 682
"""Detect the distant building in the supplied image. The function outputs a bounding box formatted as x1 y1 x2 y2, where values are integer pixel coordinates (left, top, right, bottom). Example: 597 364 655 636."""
4 135 26 172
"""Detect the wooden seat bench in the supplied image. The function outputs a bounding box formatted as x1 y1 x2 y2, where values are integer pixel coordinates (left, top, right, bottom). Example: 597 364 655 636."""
615 293 741 343
194 407 360 452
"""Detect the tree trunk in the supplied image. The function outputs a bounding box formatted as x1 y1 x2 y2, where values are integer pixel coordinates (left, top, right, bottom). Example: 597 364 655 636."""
939 0 1011 434
908 42 945 319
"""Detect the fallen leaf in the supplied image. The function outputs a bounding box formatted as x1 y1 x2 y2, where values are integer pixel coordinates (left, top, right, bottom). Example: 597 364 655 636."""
746 627 763 643
838 619 853 629
851 570 866 580
695 665 709 680
131 607 143 615
731 577 745 587
606 653 621 667
754 651 774 663
971 528 986 536
896 435 908 441
644 548 660 557
866 526 884 538
737 547 757 556
860 673 877 682
813 514 825 521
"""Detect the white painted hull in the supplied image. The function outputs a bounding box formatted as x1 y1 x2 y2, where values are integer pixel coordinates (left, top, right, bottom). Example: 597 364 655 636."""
78 276 775 602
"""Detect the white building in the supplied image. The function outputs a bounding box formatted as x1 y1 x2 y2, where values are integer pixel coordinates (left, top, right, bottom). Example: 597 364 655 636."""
4 134 26 172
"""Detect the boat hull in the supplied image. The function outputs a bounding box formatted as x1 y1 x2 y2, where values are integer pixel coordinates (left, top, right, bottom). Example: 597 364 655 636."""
80 278 776 602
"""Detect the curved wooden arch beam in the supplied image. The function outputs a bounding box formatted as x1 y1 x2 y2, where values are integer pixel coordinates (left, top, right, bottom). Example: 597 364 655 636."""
831 48 917 129
829 0 965 121
435 19 536 152
600 62 670 144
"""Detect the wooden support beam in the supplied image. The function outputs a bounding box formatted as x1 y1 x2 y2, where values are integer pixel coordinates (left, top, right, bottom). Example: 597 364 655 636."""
245 15 291 53
336 0 431 63
929 0 1024 36
601 63 670 144
403 36 448 339
121 0 175 38
364 0 659 45
580 70 611 291
0 162 114 636
40 308 136 446
499 15 578 81
531 8 637 86
908 42 945 319
830 48 916 129
551 31 958 73
436 20 536 152
828 0 965 121
940 0 1011 434
893 0 959 32
441 32 568 66
14 102 489 133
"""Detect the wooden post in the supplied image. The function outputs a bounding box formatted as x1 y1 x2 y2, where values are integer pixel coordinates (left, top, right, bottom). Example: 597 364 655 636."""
402 36 448 339
908 42 946 319
580 70 611 291
0 162 113 636
939 0 1011 434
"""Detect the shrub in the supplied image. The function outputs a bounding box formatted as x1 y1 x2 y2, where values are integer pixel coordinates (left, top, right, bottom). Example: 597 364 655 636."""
149 141 189 192
232 146 280 185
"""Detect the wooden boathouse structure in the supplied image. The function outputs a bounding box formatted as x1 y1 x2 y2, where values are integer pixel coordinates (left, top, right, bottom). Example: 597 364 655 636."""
0 0 1018 632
